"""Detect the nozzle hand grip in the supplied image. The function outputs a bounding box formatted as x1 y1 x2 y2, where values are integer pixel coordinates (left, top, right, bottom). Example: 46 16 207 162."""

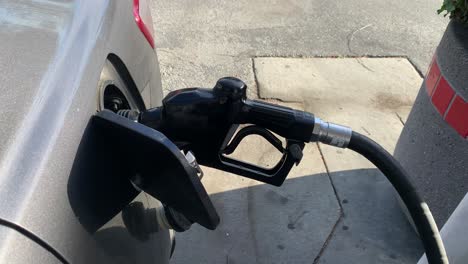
240 100 315 142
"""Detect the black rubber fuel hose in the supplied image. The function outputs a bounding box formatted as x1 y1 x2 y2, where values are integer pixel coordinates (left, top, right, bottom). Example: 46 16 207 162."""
347 131 448 264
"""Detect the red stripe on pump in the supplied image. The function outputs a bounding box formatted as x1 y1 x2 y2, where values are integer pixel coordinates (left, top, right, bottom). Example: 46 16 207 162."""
431 76 455 116
444 96 468 138
424 58 468 138
425 58 441 96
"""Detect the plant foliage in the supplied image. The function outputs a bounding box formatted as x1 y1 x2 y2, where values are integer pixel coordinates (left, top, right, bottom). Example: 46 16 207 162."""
438 0 468 24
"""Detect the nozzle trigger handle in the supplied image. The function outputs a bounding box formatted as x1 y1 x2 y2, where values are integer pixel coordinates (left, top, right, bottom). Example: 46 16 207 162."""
214 125 305 186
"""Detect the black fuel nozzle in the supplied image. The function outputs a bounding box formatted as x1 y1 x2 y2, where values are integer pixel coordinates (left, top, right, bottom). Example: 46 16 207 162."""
126 78 311 185
123 77 346 186
140 77 315 142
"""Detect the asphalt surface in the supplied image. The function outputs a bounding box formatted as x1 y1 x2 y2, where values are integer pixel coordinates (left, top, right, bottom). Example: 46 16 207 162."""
152 0 447 95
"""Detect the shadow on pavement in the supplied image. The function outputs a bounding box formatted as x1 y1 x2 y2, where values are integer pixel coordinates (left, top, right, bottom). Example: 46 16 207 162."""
171 168 423 264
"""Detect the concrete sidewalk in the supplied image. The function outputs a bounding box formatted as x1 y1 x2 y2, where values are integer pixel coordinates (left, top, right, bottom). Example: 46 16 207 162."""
167 57 424 264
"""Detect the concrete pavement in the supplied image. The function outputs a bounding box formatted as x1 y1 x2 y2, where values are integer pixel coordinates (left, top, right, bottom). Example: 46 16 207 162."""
151 1 447 263
171 143 340 264
164 57 424 263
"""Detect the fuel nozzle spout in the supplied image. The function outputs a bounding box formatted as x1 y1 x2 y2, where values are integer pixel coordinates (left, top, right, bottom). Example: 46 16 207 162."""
138 107 163 131
122 201 193 240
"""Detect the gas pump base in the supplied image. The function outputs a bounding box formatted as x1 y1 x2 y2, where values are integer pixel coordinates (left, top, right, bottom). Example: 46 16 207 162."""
395 20 468 227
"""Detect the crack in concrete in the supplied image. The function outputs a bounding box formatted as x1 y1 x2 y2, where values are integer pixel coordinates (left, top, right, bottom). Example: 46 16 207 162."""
247 184 260 263
251 57 261 98
395 112 405 126
287 210 310 229
312 143 344 264
157 48 201 68
214 53 238 58
355 57 375 72
250 58 304 102
361 126 372 136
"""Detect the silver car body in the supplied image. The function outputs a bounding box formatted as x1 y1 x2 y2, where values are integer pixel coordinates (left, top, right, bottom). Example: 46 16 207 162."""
0 0 170 263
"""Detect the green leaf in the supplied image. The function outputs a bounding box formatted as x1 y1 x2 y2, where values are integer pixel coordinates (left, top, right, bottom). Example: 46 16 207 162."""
438 0 468 24
446 2 456 12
